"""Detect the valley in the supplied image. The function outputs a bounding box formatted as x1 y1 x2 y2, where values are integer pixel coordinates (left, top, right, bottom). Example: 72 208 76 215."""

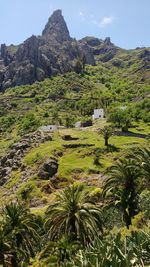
0 8 149 267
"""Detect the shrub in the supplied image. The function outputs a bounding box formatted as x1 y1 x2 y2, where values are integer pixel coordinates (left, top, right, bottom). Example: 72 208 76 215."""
18 112 40 134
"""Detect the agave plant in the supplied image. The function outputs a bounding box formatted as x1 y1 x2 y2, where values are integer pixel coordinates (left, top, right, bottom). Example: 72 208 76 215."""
68 230 150 267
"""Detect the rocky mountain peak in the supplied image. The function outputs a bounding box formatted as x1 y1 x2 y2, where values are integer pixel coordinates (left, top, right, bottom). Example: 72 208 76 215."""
42 9 70 43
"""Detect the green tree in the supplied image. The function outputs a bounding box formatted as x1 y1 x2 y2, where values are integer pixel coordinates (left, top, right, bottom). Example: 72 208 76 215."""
45 184 103 245
100 126 114 146
103 158 141 228
65 115 75 128
109 109 131 132
2 202 40 266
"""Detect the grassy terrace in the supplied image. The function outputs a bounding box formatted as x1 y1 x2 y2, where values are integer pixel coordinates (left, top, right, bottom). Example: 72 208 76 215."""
0 118 149 209
23 120 148 180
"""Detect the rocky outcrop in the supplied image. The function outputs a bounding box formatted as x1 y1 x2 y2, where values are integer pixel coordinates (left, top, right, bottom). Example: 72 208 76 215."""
79 36 118 62
0 131 52 185
42 10 71 43
0 10 95 91
38 157 58 180
1 9 149 91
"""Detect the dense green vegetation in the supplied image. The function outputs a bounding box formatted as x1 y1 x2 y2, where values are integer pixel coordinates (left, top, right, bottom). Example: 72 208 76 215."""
0 146 150 266
0 59 150 140
0 53 150 266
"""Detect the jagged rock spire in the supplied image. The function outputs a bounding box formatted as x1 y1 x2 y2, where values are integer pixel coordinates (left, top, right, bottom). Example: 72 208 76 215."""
42 9 70 43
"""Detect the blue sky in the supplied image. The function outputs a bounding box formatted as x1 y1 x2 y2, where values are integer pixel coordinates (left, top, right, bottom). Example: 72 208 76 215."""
0 0 149 49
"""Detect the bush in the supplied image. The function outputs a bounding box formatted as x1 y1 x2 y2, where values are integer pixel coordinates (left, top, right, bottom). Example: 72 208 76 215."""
18 112 40 134
0 116 16 132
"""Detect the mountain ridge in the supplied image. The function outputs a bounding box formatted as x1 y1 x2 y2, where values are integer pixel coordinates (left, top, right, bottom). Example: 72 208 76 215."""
0 9 150 91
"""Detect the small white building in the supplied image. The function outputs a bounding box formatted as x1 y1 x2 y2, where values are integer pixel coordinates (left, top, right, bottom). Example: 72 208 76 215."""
92 109 104 120
40 125 58 132
75 121 82 128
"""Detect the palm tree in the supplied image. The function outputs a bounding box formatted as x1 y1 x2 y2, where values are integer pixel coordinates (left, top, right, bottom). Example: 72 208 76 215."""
45 184 103 245
40 236 80 266
100 126 113 146
2 202 40 266
103 158 141 228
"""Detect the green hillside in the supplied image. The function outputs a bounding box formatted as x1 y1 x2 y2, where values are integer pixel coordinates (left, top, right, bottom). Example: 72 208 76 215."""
0 54 150 200
0 54 150 266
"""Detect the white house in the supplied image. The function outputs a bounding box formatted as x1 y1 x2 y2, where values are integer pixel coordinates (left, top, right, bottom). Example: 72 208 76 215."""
75 121 82 128
92 109 104 120
40 125 58 132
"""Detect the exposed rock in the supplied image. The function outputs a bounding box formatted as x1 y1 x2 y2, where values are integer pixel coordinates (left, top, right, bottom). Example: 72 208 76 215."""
80 36 118 62
0 9 95 90
0 131 53 185
1 156 7 166
38 157 58 180
41 184 53 194
42 10 71 43
80 37 102 47
0 177 7 186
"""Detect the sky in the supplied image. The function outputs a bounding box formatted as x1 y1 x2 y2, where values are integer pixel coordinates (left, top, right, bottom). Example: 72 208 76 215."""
0 0 149 49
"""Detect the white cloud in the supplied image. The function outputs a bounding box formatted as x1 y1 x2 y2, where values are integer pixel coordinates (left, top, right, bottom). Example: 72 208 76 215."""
99 16 115 28
79 11 86 21
79 12 116 28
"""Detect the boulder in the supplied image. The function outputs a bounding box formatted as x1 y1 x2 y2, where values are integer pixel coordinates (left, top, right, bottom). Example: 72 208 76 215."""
0 156 7 166
0 177 7 186
38 158 58 179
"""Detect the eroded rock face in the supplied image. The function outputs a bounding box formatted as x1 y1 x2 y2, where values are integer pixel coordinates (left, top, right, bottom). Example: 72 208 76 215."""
79 36 118 62
0 9 95 91
42 10 71 43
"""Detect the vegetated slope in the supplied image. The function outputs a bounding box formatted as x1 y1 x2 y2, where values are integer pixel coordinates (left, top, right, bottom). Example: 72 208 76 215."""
0 9 150 209
0 56 150 142
0 59 150 208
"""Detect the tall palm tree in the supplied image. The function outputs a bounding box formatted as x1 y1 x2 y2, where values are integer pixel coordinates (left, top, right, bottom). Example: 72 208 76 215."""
45 184 103 245
2 202 40 266
103 158 141 228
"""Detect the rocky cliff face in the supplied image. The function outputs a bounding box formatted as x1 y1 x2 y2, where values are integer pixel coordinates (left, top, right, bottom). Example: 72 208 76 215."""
79 36 119 62
0 10 123 91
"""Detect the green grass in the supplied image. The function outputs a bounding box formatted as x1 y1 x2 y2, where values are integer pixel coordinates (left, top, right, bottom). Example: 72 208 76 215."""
23 126 148 182
23 134 64 166
5 170 22 189
0 120 149 208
